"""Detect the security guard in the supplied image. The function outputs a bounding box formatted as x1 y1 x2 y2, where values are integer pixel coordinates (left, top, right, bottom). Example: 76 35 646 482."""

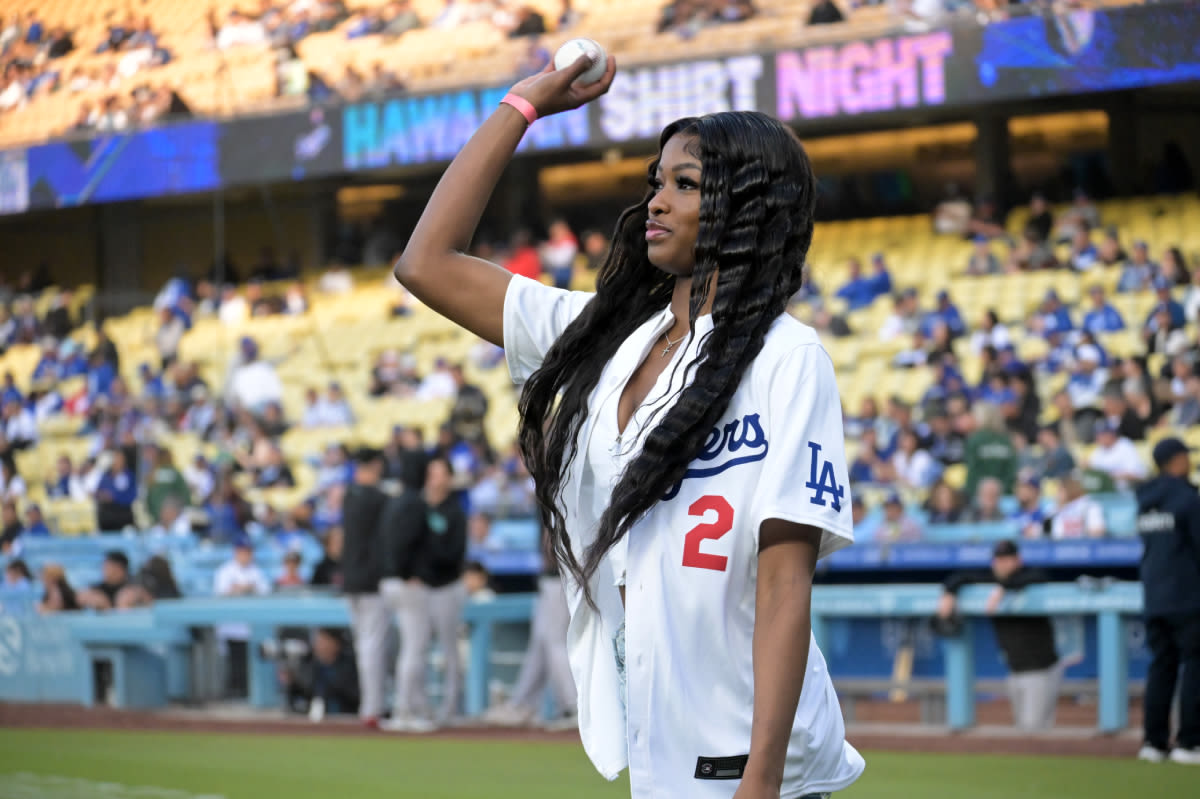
1135 437 1200 764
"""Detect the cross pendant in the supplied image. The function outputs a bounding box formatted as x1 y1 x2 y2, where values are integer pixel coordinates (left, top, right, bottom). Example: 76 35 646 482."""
661 344 672 357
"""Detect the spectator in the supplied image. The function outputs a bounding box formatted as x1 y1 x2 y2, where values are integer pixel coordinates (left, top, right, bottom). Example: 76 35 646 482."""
385 426 429 493
216 10 268 49
0 498 21 553
95 450 137 532
36 563 79 613
311 526 344 588
889 428 939 490
1160 246 1191 288
1012 478 1046 538
1168 373 1200 428
1114 241 1155 295
144 445 190 524
558 0 581 29
1097 228 1127 267
964 403 1017 498
1145 278 1187 334
463 560 495 600
506 4 546 37
0 458 25 500
214 537 271 696
1024 193 1053 244
808 0 844 24
926 408 966 466
277 550 306 588
877 288 921 341
318 382 355 427
3 558 31 588
872 492 923 543
184 453 216 504
921 290 966 340
1087 421 1148 489
255 444 296 489
969 309 1011 356
1100 391 1145 441
1053 188 1100 242
22 503 49 536
966 235 1001 276
924 479 965 524
1184 265 1200 324
1065 345 1108 412
120 555 182 607
2 396 37 450
938 540 1059 731
540 219 578 290
369 350 418 398
966 477 1006 523
448 364 488 445
1081 285 1125 335
226 337 284 414
1047 474 1106 539
384 0 422 37
1030 289 1074 338
147 497 191 537
417 358 457 401
77 551 132 610
206 471 253 544
835 259 878 311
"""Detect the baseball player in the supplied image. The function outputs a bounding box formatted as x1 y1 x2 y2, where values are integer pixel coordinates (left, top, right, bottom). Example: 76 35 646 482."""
392 57 864 798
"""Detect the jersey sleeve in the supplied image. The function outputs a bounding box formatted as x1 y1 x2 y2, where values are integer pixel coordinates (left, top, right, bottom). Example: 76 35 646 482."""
750 343 855 560
502 274 595 385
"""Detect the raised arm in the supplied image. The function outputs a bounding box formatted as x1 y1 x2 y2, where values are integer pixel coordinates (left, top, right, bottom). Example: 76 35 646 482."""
393 55 617 346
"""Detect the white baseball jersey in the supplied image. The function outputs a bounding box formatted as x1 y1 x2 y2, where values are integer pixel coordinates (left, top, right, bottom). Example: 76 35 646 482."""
504 275 865 798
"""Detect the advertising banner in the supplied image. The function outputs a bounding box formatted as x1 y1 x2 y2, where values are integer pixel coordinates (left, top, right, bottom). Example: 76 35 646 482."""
219 106 344 184
0 149 28 214
25 121 220 210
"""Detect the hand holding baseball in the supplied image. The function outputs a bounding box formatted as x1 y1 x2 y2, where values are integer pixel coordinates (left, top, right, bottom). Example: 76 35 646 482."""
507 53 616 119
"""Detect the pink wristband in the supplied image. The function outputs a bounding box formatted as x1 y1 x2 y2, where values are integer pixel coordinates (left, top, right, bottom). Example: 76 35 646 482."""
500 93 538 126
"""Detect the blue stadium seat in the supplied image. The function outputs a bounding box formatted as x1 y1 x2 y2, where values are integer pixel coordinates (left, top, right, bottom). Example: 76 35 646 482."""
922 521 1020 543
1094 493 1139 537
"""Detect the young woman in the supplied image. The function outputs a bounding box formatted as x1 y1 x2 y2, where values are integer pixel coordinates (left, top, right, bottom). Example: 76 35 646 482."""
393 56 864 798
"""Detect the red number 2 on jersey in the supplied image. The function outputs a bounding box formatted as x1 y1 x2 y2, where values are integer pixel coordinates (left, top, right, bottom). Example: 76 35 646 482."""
682 495 734 572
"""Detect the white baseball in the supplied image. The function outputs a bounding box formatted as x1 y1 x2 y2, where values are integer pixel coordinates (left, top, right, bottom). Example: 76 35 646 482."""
553 37 607 85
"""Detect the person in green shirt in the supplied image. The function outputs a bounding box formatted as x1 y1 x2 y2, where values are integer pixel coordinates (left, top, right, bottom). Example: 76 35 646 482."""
144 444 191 525
964 402 1018 499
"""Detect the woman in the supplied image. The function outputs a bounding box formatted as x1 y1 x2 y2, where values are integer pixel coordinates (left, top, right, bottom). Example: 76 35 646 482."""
392 57 863 798
37 563 79 613
924 479 965 524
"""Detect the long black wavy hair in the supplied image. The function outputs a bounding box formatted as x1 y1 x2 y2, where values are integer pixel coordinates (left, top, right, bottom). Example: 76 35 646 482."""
517 111 818 606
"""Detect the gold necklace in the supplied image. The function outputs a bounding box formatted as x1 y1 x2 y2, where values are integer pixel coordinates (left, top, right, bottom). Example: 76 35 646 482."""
660 330 687 357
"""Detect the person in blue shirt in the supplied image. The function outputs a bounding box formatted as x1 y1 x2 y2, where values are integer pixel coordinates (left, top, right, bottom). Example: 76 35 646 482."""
868 253 893 298
23 504 50 537
0 372 21 407
1010 478 1046 538
139 363 166 401
835 258 879 311
1033 289 1074 338
1117 240 1158 293
1145 278 1187 333
58 340 88 379
95 450 137 532
86 350 115 399
1082 285 1126 334
31 345 60 383
921 290 967 339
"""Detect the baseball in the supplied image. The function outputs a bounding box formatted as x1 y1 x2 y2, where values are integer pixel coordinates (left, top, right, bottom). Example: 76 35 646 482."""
553 38 607 85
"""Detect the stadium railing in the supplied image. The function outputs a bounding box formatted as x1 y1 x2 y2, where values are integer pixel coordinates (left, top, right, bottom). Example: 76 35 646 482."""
0 581 1143 733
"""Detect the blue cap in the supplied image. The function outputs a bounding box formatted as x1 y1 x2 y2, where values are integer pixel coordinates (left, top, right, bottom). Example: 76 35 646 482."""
936 290 949 301
1134 239 1148 250
884 491 903 506
972 234 989 244
1044 288 1059 301
872 252 886 264
232 535 253 550
1152 437 1190 468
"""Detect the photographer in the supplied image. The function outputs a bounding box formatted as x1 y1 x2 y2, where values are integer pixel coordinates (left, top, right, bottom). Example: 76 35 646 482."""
275 628 360 720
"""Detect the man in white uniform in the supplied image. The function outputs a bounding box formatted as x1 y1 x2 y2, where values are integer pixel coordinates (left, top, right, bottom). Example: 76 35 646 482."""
503 273 865 798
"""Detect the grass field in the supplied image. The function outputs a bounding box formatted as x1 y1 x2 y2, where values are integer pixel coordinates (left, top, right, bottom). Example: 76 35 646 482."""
0 730 1194 799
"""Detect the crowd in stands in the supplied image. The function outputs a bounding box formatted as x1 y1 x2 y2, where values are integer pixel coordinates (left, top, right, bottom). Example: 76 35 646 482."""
0 0 1116 143
3 183 1200 618
794 188 1200 544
